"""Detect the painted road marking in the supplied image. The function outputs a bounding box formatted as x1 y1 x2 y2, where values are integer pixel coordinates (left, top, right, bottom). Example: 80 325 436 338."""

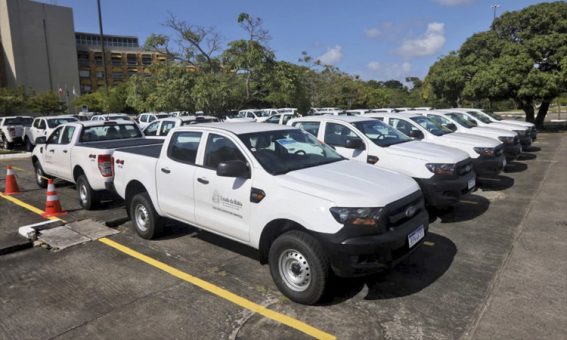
0 191 335 340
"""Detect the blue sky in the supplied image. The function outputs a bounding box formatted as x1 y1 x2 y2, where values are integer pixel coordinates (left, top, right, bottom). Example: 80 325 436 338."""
41 0 544 82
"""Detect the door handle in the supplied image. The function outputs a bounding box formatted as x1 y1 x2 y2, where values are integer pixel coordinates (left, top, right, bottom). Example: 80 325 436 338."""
63 150 68 153
197 177 209 184
49 149 54 153
161 168 171 174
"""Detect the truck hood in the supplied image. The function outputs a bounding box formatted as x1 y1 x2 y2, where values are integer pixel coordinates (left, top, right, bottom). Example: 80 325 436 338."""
442 132 501 148
499 119 534 128
276 160 419 207
469 126 516 138
387 140 468 163
486 122 528 132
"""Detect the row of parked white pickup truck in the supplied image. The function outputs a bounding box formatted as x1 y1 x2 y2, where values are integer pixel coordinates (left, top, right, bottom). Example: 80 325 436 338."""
28 108 536 304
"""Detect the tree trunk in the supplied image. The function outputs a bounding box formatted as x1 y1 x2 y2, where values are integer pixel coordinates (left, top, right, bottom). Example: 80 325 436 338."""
535 99 551 129
517 100 535 123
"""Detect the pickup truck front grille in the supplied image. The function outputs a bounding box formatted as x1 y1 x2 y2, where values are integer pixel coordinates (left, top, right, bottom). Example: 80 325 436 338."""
456 159 473 176
385 191 424 228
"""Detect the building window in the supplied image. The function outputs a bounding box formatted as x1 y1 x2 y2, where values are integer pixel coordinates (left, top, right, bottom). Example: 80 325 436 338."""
95 71 105 79
142 55 152 65
112 72 123 79
79 70 90 78
81 85 92 93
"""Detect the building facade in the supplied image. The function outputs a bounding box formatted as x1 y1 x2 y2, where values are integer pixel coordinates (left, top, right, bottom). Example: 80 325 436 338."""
0 0 80 95
75 32 166 93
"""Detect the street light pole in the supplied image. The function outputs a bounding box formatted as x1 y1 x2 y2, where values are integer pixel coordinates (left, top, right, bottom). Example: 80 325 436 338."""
97 0 109 96
491 4 501 22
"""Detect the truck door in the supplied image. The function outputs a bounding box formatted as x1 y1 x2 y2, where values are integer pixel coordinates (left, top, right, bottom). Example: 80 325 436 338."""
51 126 75 180
156 131 201 222
322 122 367 162
194 133 251 242
43 127 64 175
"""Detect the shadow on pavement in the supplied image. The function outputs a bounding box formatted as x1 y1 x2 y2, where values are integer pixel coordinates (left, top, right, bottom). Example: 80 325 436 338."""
429 194 490 223
478 175 514 191
517 153 536 161
504 161 528 173
321 233 456 304
524 145 541 152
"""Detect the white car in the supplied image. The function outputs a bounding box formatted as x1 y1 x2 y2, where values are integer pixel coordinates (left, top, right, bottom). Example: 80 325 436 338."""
25 116 78 151
459 108 537 142
346 109 370 116
136 113 171 129
365 112 506 176
91 113 133 122
143 116 220 139
419 111 521 161
230 109 272 122
263 113 297 125
288 115 476 208
0 116 33 149
112 122 428 304
277 108 298 115
31 120 160 209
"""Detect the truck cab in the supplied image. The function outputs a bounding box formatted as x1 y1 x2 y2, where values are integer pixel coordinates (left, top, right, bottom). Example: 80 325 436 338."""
288 115 476 208
464 108 537 141
25 116 78 151
112 123 428 305
143 116 220 139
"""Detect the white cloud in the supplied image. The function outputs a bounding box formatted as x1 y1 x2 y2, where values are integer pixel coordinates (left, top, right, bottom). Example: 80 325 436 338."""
367 61 412 80
433 0 473 6
317 45 343 65
397 22 446 58
364 22 396 40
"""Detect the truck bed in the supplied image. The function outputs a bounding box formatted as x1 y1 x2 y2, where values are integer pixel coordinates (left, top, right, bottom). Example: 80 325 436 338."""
77 138 163 150
115 144 163 158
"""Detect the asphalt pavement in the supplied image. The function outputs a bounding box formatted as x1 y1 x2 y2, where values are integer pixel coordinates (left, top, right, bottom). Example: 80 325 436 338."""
0 132 565 340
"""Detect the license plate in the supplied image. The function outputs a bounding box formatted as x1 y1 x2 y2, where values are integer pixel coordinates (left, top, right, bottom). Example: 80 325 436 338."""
468 178 476 190
408 225 425 248
502 159 507 168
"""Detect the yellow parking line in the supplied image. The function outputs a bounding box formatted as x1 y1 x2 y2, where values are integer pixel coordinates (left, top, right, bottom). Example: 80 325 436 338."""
99 238 335 339
0 192 335 339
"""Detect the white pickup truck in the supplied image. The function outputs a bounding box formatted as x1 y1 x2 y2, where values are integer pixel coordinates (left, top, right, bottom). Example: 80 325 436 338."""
465 108 537 141
365 112 506 177
32 120 162 209
112 123 429 304
288 115 476 209
0 116 33 149
25 116 79 151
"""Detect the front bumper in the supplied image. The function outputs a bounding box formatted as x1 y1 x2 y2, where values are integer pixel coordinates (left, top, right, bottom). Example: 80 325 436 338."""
519 135 532 148
503 143 521 161
414 171 476 208
314 192 429 277
472 154 506 176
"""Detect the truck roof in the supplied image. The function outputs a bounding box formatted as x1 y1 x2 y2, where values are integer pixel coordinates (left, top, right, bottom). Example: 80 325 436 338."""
365 112 423 120
176 122 295 135
292 115 374 123
74 120 138 128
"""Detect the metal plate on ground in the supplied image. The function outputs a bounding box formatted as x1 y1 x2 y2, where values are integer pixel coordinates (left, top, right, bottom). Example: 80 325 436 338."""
67 219 119 240
38 227 90 250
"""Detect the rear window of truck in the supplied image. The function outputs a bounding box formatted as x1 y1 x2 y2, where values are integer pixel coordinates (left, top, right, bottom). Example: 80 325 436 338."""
79 124 142 142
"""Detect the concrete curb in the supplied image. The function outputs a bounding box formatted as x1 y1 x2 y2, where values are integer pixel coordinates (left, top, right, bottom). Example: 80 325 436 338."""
0 152 32 160
0 220 63 256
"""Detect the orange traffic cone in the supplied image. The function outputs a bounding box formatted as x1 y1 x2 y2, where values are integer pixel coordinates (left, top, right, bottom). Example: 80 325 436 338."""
42 179 67 218
4 166 20 195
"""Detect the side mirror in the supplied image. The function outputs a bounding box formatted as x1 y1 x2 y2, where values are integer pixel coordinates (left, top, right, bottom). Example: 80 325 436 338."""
35 137 47 145
217 160 250 178
345 138 364 149
409 130 424 140
446 123 457 131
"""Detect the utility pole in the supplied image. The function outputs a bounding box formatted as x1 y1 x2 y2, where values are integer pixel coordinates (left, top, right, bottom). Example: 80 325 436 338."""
97 0 109 96
491 4 501 22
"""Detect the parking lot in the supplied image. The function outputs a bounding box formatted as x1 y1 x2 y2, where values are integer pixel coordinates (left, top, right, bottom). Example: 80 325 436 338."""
0 131 565 340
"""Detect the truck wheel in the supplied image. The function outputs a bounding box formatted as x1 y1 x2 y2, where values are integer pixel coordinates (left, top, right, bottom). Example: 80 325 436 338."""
77 175 99 210
1 138 10 150
130 192 163 239
25 138 34 152
34 162 48 188
269 230 329 305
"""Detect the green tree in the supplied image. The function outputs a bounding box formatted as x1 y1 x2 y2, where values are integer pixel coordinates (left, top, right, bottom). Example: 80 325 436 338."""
28 91 66 114
74 91 104 112
0 86 28 115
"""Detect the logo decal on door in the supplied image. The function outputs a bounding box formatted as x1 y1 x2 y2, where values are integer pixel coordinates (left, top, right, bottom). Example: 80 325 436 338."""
212 190 243 218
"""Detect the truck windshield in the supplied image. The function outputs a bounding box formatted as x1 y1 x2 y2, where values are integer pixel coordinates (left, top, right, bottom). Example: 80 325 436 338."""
352 120 411 146
47 118 77 128
79 124 142 142
410 116 452 136
467 111 492 124
5 117 32 126
239 129 344 175
445 112 476 128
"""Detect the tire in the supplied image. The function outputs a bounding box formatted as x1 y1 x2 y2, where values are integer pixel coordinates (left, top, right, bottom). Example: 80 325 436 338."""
34 161 48 189
77 175 99 210
1 137 10 150
268 230 330 305
25 138 34 152
129 192 163 239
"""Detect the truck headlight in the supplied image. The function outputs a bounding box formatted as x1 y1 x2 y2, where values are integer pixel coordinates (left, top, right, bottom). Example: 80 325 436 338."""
425 163 456 176
473 147 496 157
329 207 383 226
498 136 515 144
